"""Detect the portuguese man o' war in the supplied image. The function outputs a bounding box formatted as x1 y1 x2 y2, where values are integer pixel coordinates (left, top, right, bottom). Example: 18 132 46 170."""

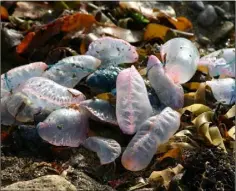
79 99 118 126
116 65 153 134
1 62 48 97
37 108 88 147
86 66 122 93
5 77 85 122
1 96 21 126
147 55 184 109
199 48 235 77
83 136 121 165
86 37 139 68
121 107 180 171
42 55 101 88
206 78 235 105
160 37 199 84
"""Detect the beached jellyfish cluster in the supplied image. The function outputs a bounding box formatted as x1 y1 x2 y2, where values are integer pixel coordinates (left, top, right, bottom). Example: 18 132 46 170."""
1 37 235 171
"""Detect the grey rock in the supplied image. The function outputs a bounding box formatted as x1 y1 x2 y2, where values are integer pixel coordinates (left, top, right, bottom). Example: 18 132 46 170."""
221 2 230 12
197 5 217 26
198 35 211 45
1 27 23 49
67 171 115 191
211 21 234 43
189 1 205 11
1 175 77 191
214 5 225 18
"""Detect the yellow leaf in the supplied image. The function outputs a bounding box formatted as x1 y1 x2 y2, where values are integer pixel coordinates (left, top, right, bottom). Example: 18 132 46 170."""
184 92 196 107
209 126 227 152
61 13 96 32
96 93 116 105
183 82 201 91
180 104 211 117
80 39 87 54
157 148 181 162
198 122 213 144
16 32 35 54
95 26 143 43
175 130 192 137
225 105 235 119
192 111 214 143
144 23 170 41
197 65 209 74
157 140 195 154
0 6 9 20
138 67 147 76
167 16 193 31
194 82 206 104
228 126 235 140
149 164 184 189
192 111 214 126
229 141 235 149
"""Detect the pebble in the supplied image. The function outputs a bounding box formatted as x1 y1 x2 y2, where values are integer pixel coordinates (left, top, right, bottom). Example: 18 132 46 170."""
214 5 225 18
197 5 217 27
189 1 205 11
211 21 234 43
221 2 230 12
1 175 77 191
198 35 211 46
2 28 23 49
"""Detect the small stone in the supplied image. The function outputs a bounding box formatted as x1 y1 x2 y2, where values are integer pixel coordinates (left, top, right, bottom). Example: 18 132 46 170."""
1 27 23 49
198 35 211 45
214 5 225 18
1 175 77 191
197 5 217 27
189 1 205 11
68 171 115 191
211 21 234 43
207 48 215 54
221 2 230 12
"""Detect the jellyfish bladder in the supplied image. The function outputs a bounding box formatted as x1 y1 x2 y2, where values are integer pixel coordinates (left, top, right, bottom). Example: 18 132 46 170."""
1 62 48 94
121 107 180 171
37 108 88 147
42 55 101 88
116 65 153 135
198 48 235 78
83 136 121 164
147 55 184 110
79 99 118 126
6 77 85 122
160 37 199 84
206 78 235 105
86 37 139 68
